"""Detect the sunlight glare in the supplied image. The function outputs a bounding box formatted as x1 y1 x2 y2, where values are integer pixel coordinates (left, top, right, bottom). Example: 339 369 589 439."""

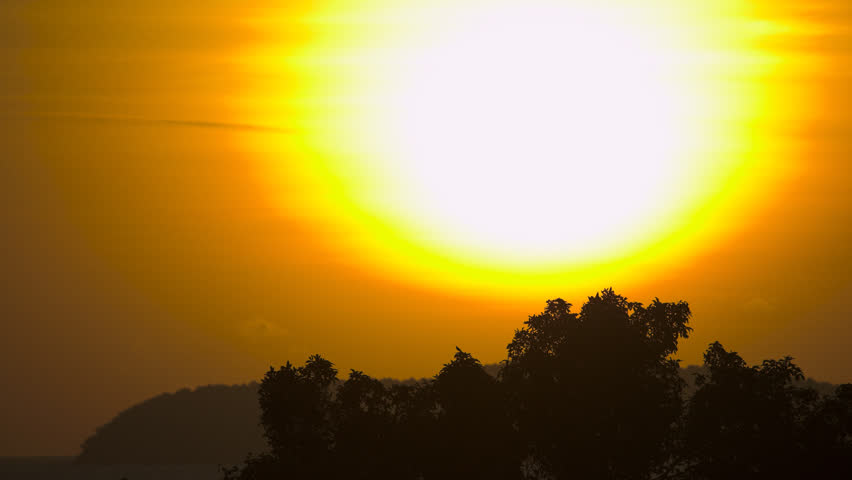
240 0 798 292
370 3 691 263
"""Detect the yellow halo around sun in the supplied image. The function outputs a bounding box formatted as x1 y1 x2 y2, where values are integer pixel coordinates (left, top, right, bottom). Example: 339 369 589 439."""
239 0 802 294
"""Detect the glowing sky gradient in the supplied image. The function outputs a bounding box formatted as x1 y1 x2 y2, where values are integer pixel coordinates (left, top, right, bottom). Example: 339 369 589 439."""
1 0 851 457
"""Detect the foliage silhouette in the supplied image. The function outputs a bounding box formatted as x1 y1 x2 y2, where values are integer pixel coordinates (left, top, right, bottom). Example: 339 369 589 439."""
257 355 338 478
429 347 521 480
221 289 852 480
501 289 691 479
682 342 852 479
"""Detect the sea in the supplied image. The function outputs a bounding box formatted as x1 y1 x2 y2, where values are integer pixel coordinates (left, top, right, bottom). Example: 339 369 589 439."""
0 457 224 480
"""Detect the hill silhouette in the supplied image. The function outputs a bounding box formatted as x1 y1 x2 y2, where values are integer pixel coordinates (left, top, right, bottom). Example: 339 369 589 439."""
76 384 266 465
76 366 837 466
75 377 438 465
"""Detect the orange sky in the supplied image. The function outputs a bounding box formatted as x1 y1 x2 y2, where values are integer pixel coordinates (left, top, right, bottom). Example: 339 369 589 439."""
1 0 851 457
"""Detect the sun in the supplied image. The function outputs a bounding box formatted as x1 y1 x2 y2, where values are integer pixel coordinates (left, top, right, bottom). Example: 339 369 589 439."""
370 3 694 265
242 0 791 291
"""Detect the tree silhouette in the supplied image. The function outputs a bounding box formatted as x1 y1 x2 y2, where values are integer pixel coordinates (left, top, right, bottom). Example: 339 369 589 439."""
501 289 691 479
683 342 852 479
257 355 337 478
333 369 403 479
428 347 521 480
220 289 852 480
802 383 852 476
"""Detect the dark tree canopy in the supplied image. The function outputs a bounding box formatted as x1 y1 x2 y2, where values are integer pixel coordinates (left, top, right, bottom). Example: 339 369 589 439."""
223 289 852 480
501 288 691 479
258 355 338 476
430 347 520 480
683 342 852 479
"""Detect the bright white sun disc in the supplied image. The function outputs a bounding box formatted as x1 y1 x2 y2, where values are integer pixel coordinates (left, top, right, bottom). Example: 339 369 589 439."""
360 2 693 265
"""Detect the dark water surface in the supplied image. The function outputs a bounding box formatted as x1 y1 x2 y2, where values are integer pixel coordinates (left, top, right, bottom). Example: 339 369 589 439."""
0 457 222 480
